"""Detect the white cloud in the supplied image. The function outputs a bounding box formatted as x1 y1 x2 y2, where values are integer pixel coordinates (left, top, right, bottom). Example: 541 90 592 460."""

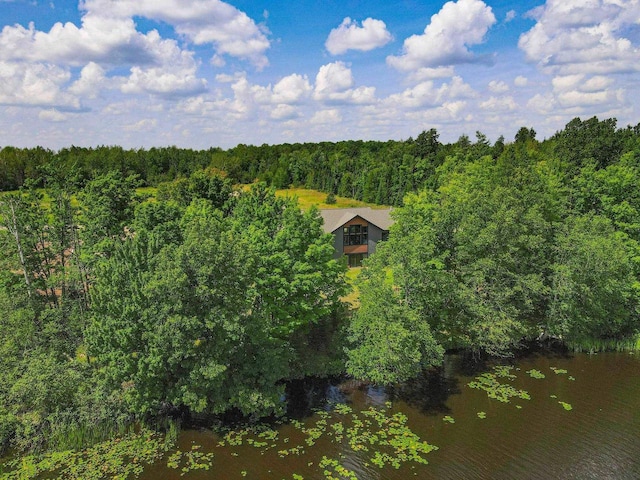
384 81 439 109
125 118 158 132
505 10 517 22
80 0 270 68
557 89 623 107
0 0 268 111
39 109 68 122
314 62 376 104
410 100 470 124
0 16 172 67
0 61 79 108
582 75 615 92
310 109 342 124
519 0 640 75
325 17 392 55
514 75 528 87
387 0 496 72
315 62 354 93
69 62 107 98
271 74 312 104
551 74 584 91
438 76 478 99
488 80 509 93
270 104 299 120
480 95 518 111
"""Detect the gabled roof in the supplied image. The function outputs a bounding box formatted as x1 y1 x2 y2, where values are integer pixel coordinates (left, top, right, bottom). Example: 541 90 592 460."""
319 207 393 233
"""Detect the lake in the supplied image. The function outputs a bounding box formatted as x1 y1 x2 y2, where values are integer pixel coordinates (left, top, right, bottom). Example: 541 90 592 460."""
141 351 640 479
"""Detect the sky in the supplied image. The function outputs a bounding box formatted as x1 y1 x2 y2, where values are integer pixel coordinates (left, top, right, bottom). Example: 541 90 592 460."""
0 0 639 150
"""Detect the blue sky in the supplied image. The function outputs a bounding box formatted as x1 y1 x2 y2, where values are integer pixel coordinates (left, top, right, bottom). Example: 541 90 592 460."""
1 0 639 149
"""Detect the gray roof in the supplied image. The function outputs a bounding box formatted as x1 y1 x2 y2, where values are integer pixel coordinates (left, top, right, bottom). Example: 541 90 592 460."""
319 207 394 233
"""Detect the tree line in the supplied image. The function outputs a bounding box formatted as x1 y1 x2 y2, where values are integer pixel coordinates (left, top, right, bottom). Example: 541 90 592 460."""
5 117 638 207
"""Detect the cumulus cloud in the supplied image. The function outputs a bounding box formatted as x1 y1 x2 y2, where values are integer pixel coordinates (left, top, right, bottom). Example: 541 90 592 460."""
488 80 509 93
69 62 107 98
480 95 518 111
314 62 376 104
39 109 68 122
80 0 270 68
125 118 158 132
514 75 528 87
0 0 268 113
325 17 392 55
383 76 476 109
0 16 176 67
528 71 624 116
271 74 312 104
311 109 342 124
519 0 640 75
410 100 470 124
387 0 496 72
505 10 517 22
0 61 79 108
270 104 299 120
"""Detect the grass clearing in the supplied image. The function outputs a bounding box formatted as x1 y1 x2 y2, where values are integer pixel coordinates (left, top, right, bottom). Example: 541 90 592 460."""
275 187 384 210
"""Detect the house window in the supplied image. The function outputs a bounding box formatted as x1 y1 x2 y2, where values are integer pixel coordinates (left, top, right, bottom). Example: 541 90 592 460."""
347 253 367 268
343 225 368 246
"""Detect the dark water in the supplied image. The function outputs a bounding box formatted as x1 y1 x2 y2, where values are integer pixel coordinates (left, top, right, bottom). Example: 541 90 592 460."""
141 352 640 479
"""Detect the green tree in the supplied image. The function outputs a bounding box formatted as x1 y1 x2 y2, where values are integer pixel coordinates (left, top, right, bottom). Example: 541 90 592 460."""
548 214 640 342
88 187 346 417
346 253 443 384
78 171 139 263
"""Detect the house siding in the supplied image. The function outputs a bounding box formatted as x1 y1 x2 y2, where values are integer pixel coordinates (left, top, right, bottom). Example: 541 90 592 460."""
367 224 383 255
331 227 343 260
331 220 384 260
321 208 393 265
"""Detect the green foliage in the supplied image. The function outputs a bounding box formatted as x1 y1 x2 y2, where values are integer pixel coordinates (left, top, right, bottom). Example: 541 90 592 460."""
548 214 640 342
325 192 336 204
346 254 443 384
87 185 346 417
0 427 170 480
78 171 140 261
356 121 640 364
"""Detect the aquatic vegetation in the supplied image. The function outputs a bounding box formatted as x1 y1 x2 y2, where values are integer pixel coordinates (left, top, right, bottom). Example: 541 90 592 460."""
476 412 487 419
493 365 517 379
319 456 358 479
217 403 436 476
0 428 170 480
568 337 640 354
550 367 568 375
442 415 455 424
558 402 573 411
526 369 546 379
333 404 353 415
218 428 250 447
468 366 531 403
166 445 214 475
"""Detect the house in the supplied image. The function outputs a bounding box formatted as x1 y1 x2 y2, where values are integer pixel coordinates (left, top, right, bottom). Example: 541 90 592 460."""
319 207 393 267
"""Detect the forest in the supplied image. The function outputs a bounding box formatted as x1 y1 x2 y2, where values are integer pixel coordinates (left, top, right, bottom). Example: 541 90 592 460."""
1 116 640 459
